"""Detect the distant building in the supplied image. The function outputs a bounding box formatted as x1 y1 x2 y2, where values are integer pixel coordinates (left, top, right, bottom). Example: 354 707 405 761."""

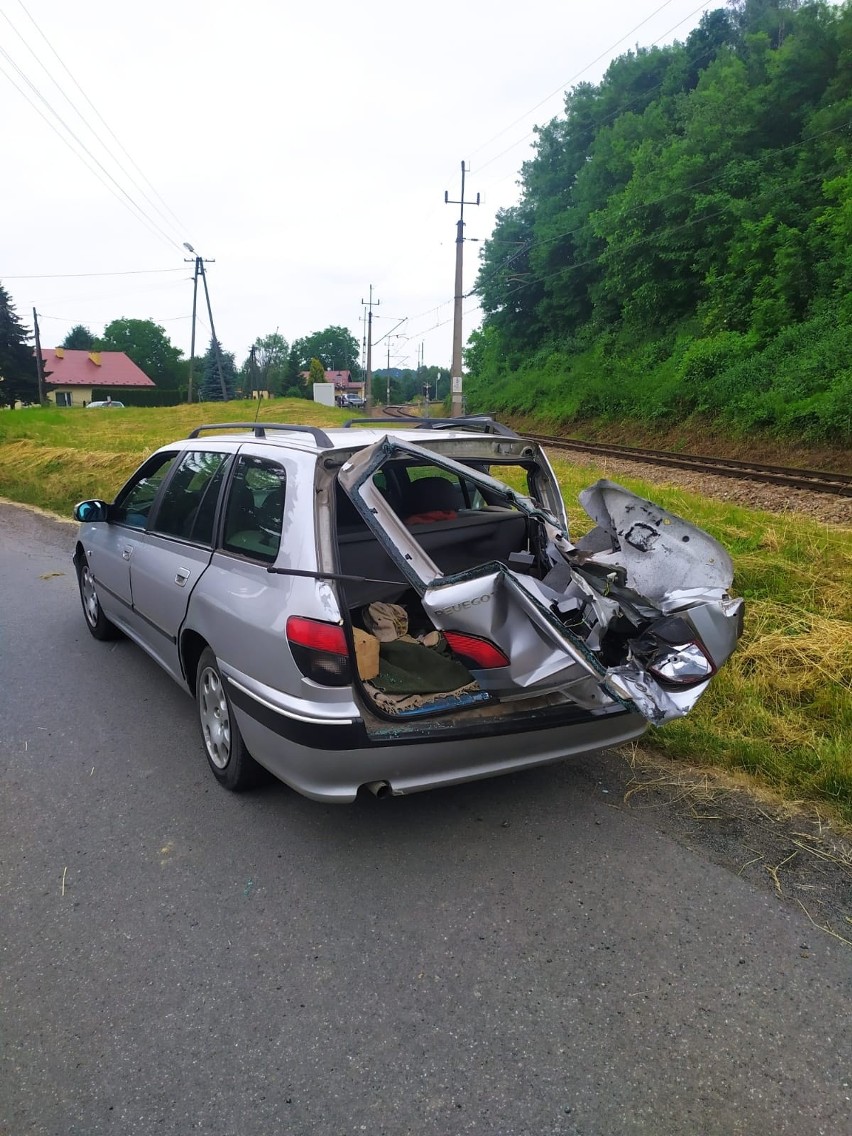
326 370 363 395
37 349 156 406
299 369 363 394
299 369 364 406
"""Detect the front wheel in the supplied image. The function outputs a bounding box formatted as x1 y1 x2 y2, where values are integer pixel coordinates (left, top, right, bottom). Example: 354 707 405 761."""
77 555 120 641
196 648 259 791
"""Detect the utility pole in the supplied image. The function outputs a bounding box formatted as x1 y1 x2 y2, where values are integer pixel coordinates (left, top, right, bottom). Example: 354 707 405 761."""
360 285 380 412
184 243 218 402
32 308 46 404
445 160 479 418
249 343 260 400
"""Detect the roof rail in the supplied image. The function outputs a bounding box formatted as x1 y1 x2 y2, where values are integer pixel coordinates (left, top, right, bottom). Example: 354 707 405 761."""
341 415 519 439
187 422 334 446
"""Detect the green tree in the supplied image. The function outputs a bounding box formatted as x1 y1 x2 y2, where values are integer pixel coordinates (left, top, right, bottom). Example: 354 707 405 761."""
0 284 39 408
243 332 290 397
285 344 306 394
199 337 236 401
307 358 326 393
61 324 96 350
465 0 852 443
98 318 183 389
292 326 360 376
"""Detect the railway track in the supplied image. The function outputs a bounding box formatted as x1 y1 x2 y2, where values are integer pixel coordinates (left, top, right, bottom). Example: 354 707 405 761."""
380 408 850 497
523 434 852 497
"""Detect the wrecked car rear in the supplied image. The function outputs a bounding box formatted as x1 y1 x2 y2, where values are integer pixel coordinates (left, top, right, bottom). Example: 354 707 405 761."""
73 416 744 803
330 435 743 730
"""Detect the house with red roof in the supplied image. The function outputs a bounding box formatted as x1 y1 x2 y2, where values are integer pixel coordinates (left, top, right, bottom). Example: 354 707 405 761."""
298 369 364 404
38 348 156 407
326 369 364 396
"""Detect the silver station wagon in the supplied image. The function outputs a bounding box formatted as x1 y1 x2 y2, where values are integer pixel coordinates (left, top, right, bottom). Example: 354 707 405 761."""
72 417 744 802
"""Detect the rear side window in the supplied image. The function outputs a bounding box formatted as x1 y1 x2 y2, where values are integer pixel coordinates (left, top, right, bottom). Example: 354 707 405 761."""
221 457 287 564
151 450 230 545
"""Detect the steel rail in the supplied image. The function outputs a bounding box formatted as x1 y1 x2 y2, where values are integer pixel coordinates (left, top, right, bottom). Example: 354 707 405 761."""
378 409 850 497
522 433 852 497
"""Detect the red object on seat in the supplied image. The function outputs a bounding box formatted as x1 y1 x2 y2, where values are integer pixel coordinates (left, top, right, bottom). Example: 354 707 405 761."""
405 510 458 525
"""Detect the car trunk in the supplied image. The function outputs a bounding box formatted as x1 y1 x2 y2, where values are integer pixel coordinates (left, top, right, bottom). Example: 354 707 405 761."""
329 436 744 728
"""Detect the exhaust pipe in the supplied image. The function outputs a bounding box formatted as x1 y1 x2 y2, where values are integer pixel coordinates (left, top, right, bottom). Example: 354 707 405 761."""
363 780 392 800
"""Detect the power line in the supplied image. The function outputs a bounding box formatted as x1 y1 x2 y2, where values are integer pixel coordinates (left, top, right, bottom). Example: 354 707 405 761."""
386 4 714 348
3 268 188 280
477 33 724 204
13 0 190 239
0 46 183 253
2 4 189 246
469 0 692 168
397 128 849 346
37 311 192 324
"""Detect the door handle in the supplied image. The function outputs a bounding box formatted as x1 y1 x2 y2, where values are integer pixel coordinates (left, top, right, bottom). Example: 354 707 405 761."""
175 567 191 586
122 547 133 560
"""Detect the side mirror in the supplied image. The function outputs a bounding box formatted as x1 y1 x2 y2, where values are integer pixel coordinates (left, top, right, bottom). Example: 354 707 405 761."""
73 499 109 523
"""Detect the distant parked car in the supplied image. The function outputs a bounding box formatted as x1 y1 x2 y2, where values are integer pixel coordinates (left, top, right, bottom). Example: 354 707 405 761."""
86 399 125 409
341 393 366 409
71 417 744 802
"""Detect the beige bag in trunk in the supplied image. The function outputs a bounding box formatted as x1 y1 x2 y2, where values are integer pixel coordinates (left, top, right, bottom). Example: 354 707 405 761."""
353 627 381 680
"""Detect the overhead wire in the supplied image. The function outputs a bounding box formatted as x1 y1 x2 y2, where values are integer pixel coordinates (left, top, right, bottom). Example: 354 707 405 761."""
472 0 711 180
399 2 713 351
408 6 847 349
0 10 188 253
4 268 188 280
0 45 183 254
14 0 190 239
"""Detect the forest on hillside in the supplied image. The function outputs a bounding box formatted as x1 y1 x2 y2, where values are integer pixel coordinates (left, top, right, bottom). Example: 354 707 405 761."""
466 0 852 445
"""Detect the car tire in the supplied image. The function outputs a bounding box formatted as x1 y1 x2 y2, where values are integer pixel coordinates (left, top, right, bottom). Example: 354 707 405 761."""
77 555 120 641
196 648 259 791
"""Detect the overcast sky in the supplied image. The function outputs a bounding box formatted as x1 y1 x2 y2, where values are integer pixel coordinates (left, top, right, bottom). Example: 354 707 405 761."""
1 0 712 372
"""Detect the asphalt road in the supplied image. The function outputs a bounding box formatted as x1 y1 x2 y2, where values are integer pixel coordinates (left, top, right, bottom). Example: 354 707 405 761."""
1 503 849 1136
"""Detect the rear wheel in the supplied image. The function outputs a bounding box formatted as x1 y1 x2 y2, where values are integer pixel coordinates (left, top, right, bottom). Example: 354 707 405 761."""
77 555 120 641
196 648 259 791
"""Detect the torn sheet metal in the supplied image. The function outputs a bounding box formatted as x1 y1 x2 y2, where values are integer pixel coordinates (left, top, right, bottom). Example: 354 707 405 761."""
337 442 743 725
421 563 620 710
576 480 733 600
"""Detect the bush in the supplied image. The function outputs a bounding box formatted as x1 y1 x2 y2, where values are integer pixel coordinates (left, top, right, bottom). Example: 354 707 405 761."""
466 304 852 446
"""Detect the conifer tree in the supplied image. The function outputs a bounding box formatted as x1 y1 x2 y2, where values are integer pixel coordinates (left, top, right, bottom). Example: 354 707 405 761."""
61 324 96 350
199 337 236 401
0 284 39 408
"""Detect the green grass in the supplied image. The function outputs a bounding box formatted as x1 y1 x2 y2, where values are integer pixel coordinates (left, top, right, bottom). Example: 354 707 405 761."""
3 401 850 823
548 455 852 823
0 399 358 513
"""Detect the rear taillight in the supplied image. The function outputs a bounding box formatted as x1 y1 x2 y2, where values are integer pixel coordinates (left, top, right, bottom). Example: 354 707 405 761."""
443 631 510 669
286 617 351 686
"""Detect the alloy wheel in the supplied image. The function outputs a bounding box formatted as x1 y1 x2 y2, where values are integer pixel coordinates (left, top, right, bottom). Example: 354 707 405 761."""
198 665 231 769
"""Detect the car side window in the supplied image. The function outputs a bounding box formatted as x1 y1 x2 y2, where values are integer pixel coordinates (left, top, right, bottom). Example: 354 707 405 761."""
221 457 287 564
151 450 230 545
112 452 178 529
